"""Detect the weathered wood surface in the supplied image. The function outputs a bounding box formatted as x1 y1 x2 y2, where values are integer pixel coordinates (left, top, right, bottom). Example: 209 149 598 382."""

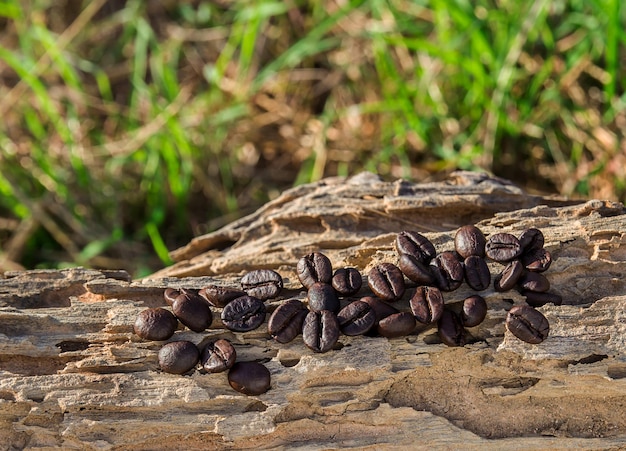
2 172 626 450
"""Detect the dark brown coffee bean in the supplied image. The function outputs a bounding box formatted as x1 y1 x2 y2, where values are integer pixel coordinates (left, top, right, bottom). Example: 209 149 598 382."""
267 299 307 343
359 296 400 322
431 251 464 292
395 231 436 263
485 233 522 262
221 295 266 332
302 310 340 353
523 291 563 308
307 282 340 313
241 269 283 301
410 286 444 325
438 309 466 347
463 255 491 291
297 252 333 289
517 271 550 293
461 295 487 327
332 267 362 296
494 259 524 292
164 288 200 306
521 248 552 272
519 228 544 253
506 305 549 344
172 293 213 333
454 225 486 258
201 339 236 373
337 300 376 336
228 361 271 395
368 263 405 301
134 307 178 341
398 253 436 285
377 312 416 338
199 285 247 308
158 341 199 374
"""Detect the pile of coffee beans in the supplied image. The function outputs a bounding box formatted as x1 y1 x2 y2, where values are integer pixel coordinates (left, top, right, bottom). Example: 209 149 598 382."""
133 225 560 395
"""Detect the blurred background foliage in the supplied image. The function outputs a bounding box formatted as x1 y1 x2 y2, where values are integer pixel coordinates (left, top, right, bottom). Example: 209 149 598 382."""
0 0 624 277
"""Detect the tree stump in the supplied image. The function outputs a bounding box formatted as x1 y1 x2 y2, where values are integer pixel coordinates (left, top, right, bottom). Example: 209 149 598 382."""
2 172 626 449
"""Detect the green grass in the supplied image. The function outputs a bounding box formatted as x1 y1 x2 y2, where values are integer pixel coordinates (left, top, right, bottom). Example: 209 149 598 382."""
0 0 624 276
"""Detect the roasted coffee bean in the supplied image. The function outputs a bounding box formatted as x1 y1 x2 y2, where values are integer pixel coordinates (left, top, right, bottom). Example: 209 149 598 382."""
199 285 246 308
332 267 362 296
337 300 376 336
463 255 491 291
201 339 236 373
438 309 466 347
494 259 524 292
454 225 487 258
302 310 340 353
172 293 213 333
410 286 444 325
221 295 266 332
359 296 400 322
241 269 283 301
523 291 563 308
395 231 436 263
461 295 487 327
158 341 199 374
228 361 271 395
431 251 464 292
377 312 416 338
267 299 308 343
398 253 436 285
164 288 199 306
519 228 544 253
517 271 550 293
134 307 178 341
506 305 549 344
297 252 333 289
485 233 522 262
307 282 340 313
521 247 552 273
368 263 406 301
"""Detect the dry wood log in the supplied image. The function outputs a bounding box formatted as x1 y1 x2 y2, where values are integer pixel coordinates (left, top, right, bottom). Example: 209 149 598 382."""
1 172 626 450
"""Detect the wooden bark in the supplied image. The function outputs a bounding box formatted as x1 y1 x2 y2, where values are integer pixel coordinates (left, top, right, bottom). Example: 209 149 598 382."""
1 172 626 450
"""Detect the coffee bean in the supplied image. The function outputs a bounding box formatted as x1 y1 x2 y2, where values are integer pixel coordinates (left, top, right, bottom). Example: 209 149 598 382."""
359 296 400 322
438 309 466 347
172 292 213 333
307 282 340 313
431 251 464 292
199 285 246 308
377 312 416 338
241 269 283 301
410 286 444 325
158 341 199 374
461 295 487 327
517 271 550 293
463 255 491 291
297 252 333 289
398 253 436 285
368 263 405 301
521 247 552 273
494 259 524 292
395 231 436 263
337 300 376 336
506 305 549 344
523 291 563 308
201 339 236 373
302 310 340 353
519 228 544 253
221 295 266 332
228 361 271 395
164 288 199 306
454 225 487 258
332 267 362 296
134 307 178 341
267 299 307 343
485 233 522 262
